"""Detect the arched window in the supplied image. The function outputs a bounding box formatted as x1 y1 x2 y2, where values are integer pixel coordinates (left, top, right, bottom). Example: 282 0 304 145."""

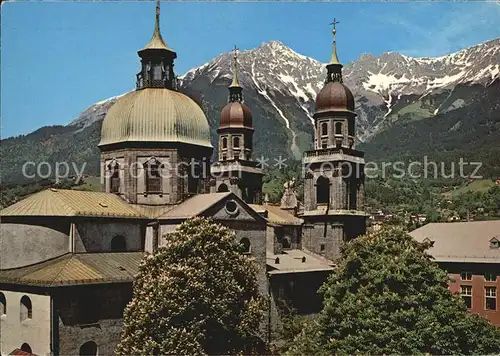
109 162 120 193
187 161 201 195
335 122 343 135
282 236 291 249
233 136 240 148
0 292 6 315
20 343 32 354
321 122 328 136
20 296 32 321
144 161 162 193
221 137 228 149
79 341 98 356
240 238 251 254
110 235 127 252
153 65 162 80
217 183 229 193
349 180 358 210
316 176 330 204
348 119 355 136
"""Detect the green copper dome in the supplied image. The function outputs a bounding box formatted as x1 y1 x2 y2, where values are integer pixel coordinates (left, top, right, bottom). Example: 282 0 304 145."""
99 88 212 148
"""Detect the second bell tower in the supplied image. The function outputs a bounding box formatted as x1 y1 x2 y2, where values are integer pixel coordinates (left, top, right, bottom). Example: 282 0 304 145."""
211 47 264 204
301 20 367 261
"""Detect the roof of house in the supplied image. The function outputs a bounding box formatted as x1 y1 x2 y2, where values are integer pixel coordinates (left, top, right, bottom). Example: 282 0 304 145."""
9 349 36 356
132 204 174 219
409 220 500 263
157 192 233 219
267 249 334 274
0 252 143 286
249 204 303 226
0 189 146 219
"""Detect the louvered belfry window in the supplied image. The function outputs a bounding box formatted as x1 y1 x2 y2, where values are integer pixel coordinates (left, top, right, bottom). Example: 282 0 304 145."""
110 163 120 193
146 162 162 193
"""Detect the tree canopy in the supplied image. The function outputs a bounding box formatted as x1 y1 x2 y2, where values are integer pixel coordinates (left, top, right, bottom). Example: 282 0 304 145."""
289 227 500 355
116 217 267 355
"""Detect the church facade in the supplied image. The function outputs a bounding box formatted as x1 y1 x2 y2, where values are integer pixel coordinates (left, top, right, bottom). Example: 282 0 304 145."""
0 4 366 355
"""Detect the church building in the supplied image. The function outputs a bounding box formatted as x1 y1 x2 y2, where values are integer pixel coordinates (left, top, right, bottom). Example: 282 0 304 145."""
0 4 366 355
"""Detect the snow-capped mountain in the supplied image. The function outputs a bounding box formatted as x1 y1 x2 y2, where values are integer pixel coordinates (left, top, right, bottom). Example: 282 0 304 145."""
178 38 499 156
68 93 126 131
2 38 498 184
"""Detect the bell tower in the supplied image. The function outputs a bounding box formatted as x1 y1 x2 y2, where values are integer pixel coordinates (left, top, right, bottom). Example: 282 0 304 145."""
211 46 264 204
136 0 177 90
301 19 366 261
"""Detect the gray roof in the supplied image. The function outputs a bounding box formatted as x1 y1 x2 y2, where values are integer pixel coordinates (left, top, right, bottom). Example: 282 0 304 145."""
409 220 500 263
0 252 143 286
267 249 334 274
0 189 147 219
157 192 232 219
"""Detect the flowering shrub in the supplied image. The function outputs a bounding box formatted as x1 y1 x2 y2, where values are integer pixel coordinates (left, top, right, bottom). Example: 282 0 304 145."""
116 217 267 355
288 227 500 355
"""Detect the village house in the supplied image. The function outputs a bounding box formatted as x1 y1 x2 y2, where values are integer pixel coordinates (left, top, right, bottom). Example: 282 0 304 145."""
410 220 500 326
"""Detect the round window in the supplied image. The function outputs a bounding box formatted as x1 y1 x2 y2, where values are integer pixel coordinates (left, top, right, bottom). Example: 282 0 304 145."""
225 200 239 215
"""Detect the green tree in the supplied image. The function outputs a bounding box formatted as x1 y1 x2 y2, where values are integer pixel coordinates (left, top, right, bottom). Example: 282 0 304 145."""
116 217 267 355
289 227 500 355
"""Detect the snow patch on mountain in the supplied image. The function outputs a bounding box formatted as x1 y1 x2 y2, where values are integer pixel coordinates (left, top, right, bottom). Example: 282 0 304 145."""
66 38 499 151
250 57 301 159
68 93 126 130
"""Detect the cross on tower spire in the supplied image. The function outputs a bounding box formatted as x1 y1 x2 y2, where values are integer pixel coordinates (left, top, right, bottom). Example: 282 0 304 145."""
330 18 340 38
155 0 160 33
328 17 341 65
230 45 241 88
228 45 243 102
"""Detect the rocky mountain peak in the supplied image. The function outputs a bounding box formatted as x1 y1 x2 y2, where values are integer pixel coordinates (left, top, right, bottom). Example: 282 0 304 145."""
66 38 499 156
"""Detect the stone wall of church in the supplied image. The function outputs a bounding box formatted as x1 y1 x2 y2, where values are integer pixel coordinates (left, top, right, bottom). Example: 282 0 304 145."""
302 161 364 212
266 225 279 254
100 145 212 206
301 215 366 261
220 220 269 341
0 218 70 269
268 270 331 344
302 220 344 261
0 288 51 356
55 283 132 355
208 220 268 293
74 220 143 253
101 148 180 205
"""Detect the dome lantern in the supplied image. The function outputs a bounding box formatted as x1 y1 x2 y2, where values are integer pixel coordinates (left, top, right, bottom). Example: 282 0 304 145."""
136 0 178 90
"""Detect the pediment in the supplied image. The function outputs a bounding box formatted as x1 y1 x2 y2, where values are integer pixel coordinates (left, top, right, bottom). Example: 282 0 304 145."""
202 194 267 224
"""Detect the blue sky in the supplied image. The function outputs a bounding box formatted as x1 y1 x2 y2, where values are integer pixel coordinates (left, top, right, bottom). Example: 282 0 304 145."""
1 1 499 139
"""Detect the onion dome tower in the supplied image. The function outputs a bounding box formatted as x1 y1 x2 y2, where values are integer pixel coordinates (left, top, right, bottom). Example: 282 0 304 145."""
211 46 264 204
98 0 213 206
301 19 366 261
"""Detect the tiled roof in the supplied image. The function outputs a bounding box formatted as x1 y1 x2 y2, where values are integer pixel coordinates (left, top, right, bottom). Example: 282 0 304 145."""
410 220 500 263
158 192 232 219
267 249 334 274
0 189 146 219
250 204 303 226
9 349 36 356
0 252 143 286
133 204 174 219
